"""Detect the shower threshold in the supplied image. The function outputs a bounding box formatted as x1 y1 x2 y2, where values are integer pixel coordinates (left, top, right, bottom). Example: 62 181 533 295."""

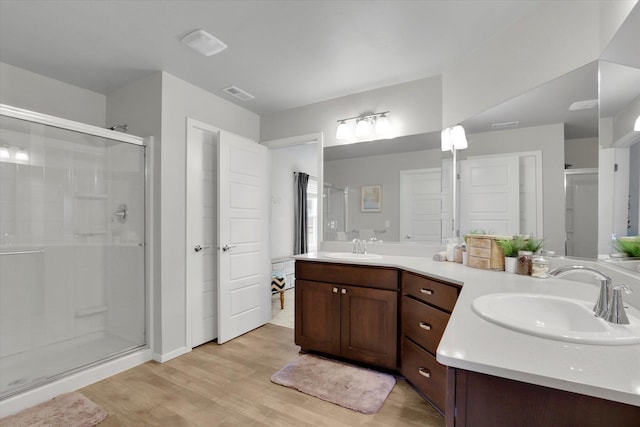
0 331 144 400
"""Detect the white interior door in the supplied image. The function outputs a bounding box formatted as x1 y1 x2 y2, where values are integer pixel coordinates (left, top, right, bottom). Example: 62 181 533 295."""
186 122 218 348
400 168 442 242
218 131 270 344
460 155 520 235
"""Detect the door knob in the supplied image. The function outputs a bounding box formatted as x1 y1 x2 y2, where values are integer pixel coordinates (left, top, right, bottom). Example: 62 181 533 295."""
194 244 211 252
221 244 237 252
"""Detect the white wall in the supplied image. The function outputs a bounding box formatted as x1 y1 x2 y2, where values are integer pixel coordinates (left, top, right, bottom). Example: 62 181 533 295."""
0 62 106 127
158 72 259 356
442 1 602 128
260 75 442 148
270 143 318 259
565 137 599 169
324 148 442 242
463 124 565 254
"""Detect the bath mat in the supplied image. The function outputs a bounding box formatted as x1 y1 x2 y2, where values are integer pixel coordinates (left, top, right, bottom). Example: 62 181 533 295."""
270 354 396 414
0 392 107 427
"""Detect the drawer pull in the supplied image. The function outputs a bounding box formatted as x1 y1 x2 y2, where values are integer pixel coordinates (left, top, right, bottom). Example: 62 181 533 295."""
420 288 433 295
418 367 431 378
332 287 339 293
419 322 432 331
341 288 347 295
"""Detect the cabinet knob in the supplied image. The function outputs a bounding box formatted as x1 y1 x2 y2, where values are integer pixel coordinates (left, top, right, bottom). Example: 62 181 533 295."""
333 287 339 293
420 288 433 295
419 322 432 331
341 288 347 295
418 367 431 379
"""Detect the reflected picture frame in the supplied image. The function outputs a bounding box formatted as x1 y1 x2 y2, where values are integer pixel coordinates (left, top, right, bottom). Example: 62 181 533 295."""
361 185 382 212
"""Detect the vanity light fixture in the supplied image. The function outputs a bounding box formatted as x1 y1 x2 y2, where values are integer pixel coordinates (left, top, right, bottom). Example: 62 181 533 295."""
335 111 391 140
634 114 640 131
181 29 228 56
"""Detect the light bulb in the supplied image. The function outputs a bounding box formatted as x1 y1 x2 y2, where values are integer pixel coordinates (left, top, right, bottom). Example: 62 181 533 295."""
375 114 390 134
0 146 9 159
355 118 371 137
336 121 350 139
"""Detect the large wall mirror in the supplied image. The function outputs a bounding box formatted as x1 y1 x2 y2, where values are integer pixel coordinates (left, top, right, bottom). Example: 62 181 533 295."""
321 6 639 260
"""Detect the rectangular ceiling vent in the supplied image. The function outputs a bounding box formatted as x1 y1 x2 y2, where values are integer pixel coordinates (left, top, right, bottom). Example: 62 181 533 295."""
568 99 598 111
491 121 519 129
223 85 255 101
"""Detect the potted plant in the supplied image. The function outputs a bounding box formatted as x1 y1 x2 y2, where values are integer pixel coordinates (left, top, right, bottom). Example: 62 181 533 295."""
496 235 526 273
612 236 640 258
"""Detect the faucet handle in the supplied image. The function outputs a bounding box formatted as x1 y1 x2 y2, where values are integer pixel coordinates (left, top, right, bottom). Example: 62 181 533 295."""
604 284 632 325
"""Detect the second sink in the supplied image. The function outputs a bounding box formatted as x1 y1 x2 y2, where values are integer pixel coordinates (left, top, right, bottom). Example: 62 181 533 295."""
324 252 383 260
472 293 640 346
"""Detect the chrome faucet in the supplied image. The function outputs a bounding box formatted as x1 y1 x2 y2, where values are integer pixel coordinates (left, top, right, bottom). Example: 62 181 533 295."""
549 265 633 324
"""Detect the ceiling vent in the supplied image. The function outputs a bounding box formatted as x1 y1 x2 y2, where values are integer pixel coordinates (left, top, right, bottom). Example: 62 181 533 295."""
181 29 227 56
568 99 598 111
491 121 519 129
222 86 255 101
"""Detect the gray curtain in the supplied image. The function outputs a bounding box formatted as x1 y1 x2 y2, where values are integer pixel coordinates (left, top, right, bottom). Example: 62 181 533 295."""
294 172 309 255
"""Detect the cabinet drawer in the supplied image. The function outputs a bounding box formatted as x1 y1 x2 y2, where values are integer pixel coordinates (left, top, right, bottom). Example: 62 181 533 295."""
402 271 458 312
296 261 398 290
401 337 447 413
402 296 449 354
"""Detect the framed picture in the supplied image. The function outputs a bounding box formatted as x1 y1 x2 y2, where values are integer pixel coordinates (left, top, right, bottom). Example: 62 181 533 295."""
361 185 382 212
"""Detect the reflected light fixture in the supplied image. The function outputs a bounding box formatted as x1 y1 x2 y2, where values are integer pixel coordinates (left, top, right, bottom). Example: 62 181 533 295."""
336 111 391 140
181 29 227 56
0 146 9 159
441 125 468 151
635 114 640 131
15 149 29 161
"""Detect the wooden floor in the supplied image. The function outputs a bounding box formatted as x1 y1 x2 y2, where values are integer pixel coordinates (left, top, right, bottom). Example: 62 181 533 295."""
81 324 444 426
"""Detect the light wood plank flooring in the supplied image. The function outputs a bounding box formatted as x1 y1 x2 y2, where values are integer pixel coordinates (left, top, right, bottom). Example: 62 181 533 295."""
81 324 444 426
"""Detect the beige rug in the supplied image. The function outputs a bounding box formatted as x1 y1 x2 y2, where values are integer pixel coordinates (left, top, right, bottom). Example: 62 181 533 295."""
271 354 396 414
0 392 107 427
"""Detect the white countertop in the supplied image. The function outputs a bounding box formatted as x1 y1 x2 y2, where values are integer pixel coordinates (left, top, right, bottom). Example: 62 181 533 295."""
294 252 640 407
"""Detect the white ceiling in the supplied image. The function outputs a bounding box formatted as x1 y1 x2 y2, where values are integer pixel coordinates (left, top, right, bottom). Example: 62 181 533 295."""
0 0 542 115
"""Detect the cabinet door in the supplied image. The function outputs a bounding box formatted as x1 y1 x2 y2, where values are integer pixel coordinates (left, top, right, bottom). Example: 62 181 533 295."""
340 285 398 369
295 279 341 355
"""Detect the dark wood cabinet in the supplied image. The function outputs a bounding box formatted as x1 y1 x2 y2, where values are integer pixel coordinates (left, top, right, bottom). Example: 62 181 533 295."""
400 271 460 414
295 261 399 370
447 368 640 427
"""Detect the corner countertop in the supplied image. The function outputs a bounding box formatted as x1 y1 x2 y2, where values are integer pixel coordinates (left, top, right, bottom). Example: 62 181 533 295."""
293 252 640 407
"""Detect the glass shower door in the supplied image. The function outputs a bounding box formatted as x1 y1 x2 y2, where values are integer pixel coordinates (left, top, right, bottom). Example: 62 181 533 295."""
0 114 146 399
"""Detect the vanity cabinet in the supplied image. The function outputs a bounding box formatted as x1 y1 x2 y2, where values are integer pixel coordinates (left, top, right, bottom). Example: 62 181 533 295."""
446 368 640 427
295 261 399 370
400 271 460 414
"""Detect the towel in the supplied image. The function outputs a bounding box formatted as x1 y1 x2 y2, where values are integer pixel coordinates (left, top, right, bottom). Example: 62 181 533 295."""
432 251 447 261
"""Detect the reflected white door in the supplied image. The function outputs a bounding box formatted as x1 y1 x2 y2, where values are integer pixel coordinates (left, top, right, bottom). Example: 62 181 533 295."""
400 168 442 242
565 170 598 258
186 122 219 347
218 131 270 344
460 156 520 235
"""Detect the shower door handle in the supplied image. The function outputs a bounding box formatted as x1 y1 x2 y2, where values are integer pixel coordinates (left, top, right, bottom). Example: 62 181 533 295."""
194 244 211 253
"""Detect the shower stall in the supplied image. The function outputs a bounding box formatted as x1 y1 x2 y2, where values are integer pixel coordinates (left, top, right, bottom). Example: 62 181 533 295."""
0 105 147 402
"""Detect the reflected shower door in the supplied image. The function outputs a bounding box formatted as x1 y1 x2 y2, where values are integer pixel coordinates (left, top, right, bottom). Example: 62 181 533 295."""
565 169 598 258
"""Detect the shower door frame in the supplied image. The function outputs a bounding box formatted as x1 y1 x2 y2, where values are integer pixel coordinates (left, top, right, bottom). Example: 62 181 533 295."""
0 104 153 414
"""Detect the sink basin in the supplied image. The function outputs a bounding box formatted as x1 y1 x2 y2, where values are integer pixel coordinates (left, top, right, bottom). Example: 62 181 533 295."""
324 252 383 260
472 293 640 345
